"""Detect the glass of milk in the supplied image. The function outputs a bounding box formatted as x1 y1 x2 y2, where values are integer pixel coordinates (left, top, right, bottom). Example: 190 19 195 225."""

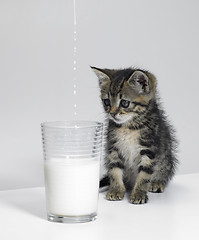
41 121 103 223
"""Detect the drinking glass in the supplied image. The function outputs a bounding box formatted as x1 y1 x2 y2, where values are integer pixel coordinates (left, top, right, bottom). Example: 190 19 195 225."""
41 121 103 223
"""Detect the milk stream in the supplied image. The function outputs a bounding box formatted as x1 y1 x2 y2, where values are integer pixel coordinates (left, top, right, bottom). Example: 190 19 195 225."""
73 0 77 118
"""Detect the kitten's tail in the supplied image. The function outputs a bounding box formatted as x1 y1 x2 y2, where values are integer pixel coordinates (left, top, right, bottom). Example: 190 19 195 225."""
100 175 110 188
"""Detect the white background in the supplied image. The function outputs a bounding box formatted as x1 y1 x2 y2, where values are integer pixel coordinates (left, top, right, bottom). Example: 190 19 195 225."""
0 0 199 190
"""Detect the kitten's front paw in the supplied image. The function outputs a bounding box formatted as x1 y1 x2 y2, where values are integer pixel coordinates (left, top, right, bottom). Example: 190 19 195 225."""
130 192 148 204
106 189 125 201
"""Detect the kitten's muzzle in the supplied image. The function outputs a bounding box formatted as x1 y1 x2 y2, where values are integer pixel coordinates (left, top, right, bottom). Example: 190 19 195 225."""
110 112 117 118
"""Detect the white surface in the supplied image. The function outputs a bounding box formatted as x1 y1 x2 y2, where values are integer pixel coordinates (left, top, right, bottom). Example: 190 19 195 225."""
0 173 198 240
44 158 100 215
1 0 199 189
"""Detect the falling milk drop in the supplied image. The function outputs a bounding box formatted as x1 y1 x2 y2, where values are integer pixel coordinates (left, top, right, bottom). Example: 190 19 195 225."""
73 84 77 95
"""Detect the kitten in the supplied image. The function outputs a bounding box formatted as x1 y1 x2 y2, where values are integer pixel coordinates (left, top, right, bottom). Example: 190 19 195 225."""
91 66 178 204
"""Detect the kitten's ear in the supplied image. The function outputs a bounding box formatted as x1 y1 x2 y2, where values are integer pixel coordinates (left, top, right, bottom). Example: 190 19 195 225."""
127 70 150 94
90 66 110 87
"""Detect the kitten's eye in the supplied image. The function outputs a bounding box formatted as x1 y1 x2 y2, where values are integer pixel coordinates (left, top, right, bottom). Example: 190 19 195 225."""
104 98 111 107
120 99 130 108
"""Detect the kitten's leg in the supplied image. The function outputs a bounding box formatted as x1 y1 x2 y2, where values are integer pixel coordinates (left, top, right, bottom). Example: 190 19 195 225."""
149 153 177 193
130 171 150 204
149 182 165 193
106 167 126 200
106 151 126 201
130 151 155 204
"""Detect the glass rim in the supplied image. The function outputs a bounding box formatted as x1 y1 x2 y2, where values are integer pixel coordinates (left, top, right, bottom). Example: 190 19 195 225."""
41 120 103 129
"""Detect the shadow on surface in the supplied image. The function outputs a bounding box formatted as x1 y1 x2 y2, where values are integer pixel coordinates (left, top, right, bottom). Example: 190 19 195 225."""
0 188 46 220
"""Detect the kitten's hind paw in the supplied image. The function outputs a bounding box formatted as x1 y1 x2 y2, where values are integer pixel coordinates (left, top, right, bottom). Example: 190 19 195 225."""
106 189 125 201
149 182 165 193
130 192 148 204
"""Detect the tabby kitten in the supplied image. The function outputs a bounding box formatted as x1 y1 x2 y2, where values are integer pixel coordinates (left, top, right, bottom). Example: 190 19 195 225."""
91 66 178 204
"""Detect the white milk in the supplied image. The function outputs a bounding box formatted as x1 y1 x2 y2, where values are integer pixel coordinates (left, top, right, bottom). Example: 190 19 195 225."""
44 157 100 216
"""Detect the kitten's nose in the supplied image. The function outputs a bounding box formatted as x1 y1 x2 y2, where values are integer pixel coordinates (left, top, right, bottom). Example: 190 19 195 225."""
110 112 117 118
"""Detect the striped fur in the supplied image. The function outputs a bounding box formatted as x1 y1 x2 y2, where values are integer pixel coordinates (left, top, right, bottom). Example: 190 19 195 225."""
92 66 178 204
